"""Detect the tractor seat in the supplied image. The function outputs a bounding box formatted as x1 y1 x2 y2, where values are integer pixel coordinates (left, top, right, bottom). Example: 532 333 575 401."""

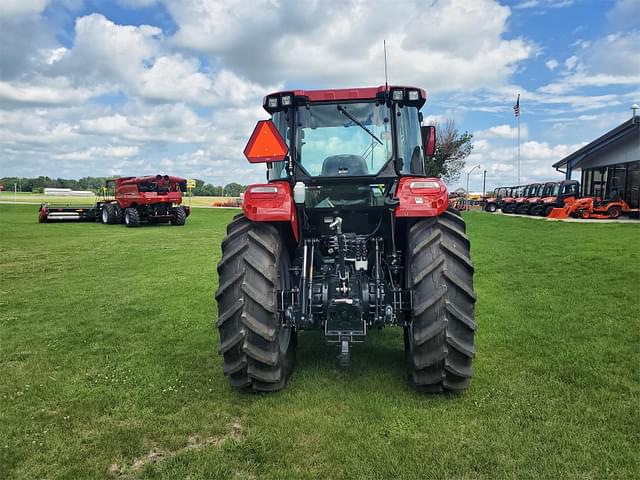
321 155 369 176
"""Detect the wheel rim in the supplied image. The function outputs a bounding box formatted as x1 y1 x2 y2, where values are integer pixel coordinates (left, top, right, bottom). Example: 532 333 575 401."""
125 212 130 225
102 208 108 223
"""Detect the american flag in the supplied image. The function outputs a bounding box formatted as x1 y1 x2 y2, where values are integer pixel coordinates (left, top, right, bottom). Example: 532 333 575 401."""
513 94 520 118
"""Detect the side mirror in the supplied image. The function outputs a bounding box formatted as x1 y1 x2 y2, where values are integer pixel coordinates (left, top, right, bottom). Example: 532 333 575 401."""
421 125 436 157
244 120 289 163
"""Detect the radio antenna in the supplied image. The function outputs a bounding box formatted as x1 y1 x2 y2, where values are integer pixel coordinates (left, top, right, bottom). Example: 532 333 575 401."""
384 39 389 91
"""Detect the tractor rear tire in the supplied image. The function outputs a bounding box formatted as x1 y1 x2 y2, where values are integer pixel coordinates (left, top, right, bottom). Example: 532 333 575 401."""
124 208 140 227
171 206 187 226
607 206 621 219
101 204 117 224
215 215 296 392
405 209 476 392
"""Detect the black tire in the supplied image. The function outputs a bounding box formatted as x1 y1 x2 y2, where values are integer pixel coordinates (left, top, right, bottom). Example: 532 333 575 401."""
404 209 476 392
215 215 296 392
115 205 124 224
543 205 555 217
607 206 621 219
124 208 140 227
485 203 497 213
171 206 187 226
101 203 116 224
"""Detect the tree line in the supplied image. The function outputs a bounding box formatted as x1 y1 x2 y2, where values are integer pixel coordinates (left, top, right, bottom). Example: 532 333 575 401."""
0 176 247 197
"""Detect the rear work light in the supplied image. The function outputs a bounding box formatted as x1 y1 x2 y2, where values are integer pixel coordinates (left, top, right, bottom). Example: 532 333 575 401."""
249 186 279 194
409 181 442 192
281 95 292 106
391 90 404 101
267 97 278 108
408 90 419 101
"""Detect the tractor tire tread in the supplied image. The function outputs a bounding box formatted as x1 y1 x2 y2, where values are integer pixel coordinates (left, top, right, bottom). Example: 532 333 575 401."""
215 215 295 392
406 213 476 393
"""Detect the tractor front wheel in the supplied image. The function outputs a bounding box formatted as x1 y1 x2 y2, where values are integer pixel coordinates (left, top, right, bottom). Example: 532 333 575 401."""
124 208 140 227
171 206 187 226
215 215 296 392
405 209 476 392
543 205 555 217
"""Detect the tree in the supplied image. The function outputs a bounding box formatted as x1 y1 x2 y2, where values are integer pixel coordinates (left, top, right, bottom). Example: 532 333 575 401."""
425 120 474 184
223 183 245 197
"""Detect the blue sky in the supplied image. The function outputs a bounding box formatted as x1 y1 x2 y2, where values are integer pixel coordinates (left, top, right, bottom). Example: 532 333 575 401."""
1 0 638 192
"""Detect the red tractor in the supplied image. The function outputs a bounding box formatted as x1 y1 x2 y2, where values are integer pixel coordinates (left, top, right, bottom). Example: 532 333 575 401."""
38 175 190 227
215 86 476 393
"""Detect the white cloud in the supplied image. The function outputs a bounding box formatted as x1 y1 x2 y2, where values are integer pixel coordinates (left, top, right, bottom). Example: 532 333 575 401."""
607 0 640 31
0 78 99 105
545 59 559 71
164 0 535 91
0 0 48 17
52 145 139 161
475 124 529 139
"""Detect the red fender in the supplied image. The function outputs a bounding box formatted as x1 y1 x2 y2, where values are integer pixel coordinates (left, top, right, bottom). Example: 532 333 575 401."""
395 177 449 217
242 181 299 241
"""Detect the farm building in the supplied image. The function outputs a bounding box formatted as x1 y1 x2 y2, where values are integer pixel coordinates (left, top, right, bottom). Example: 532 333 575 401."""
553 114 640 208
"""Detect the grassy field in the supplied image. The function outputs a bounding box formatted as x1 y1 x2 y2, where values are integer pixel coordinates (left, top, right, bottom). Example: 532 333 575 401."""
1 203 639 479
0 192 236 208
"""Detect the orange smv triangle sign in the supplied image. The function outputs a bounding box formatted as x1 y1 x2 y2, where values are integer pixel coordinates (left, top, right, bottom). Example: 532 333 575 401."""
244 120 289 163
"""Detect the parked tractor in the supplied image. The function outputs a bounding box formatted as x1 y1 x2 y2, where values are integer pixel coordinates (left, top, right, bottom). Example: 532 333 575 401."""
38 175 190 227
215 86 476 393
548 197 637 219
529 180 579 217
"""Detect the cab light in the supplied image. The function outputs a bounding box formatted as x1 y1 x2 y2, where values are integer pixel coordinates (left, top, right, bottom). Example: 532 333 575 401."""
408 90 419 101
281 95 292 106
267 97 278 108
392 90 404 101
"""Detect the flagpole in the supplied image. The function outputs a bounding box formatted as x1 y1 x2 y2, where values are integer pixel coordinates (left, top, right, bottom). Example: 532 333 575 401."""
517 113 520 184
513 93 521 184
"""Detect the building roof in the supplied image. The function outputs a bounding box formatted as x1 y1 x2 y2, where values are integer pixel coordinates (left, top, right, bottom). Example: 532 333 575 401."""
553 116 640 169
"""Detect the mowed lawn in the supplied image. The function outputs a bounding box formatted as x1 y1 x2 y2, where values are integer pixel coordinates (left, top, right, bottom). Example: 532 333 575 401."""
1 203 639 479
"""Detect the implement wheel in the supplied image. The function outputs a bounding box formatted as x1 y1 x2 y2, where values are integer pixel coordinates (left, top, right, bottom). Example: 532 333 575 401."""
124 208 140 227
404 209 477 392
215 215 296 392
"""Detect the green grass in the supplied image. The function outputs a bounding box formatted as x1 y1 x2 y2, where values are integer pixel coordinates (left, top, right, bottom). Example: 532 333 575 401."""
1 204 639 479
